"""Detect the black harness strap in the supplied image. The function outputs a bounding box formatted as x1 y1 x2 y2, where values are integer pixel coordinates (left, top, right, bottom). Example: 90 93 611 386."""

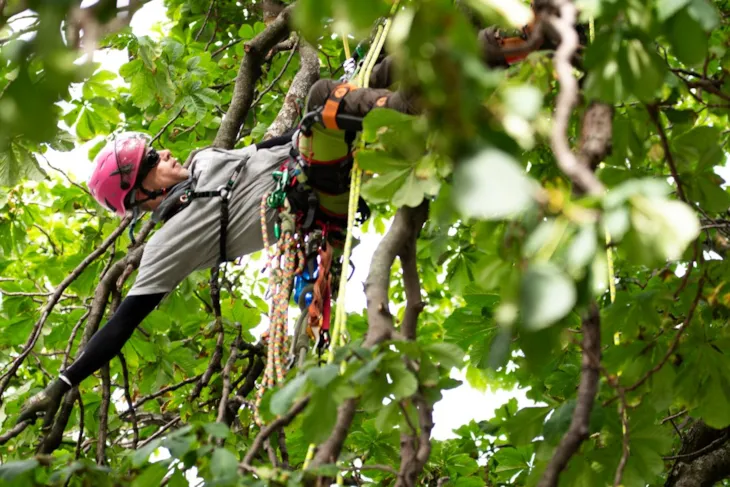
182 160 246 264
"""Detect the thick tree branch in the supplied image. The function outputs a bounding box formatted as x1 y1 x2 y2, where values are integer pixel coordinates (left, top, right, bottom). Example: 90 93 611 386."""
546 2 604 196
538 303 601 487
213 5 294 149
263 39 320 140
577 102 613 170
666 421 730 487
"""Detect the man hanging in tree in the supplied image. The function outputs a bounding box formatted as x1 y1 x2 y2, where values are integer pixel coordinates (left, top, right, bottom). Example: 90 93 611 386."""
13 11 574 430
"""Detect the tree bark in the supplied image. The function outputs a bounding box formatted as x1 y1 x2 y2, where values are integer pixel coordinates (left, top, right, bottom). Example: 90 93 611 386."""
213 5 294 149
263 41 320 140
666 421 730 487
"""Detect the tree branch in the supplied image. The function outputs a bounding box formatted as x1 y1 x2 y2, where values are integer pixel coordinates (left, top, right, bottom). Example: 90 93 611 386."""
262 39 320 140
217 332 242 428
647 104 688 203
546 2 604 196
538 303 601 487
213 5 294 149
118 353 139 450
194 0 215 42
241 397 309 467
96 364 111 465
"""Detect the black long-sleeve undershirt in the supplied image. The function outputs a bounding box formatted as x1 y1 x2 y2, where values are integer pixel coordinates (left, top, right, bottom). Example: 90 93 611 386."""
63 293 164 386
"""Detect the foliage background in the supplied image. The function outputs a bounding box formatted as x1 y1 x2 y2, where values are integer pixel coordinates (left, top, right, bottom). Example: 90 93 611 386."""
1 0 730 486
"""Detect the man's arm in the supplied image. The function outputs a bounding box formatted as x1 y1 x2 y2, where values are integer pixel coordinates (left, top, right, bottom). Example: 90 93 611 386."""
16 293 164 426
62 293 164 385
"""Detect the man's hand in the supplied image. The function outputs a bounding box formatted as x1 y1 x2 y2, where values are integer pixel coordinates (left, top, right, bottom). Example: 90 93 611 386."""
16 379 69 428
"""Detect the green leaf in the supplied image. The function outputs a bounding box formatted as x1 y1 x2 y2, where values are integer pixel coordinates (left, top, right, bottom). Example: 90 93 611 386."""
132 463 168 487
667 9 707 65
0 459 38 481
627 196 700 265
424 342 466 369
168 468 188 487
503 85 543 120
238 24 254 39
520 263 576 330
203 422 230 440
375 400 401 431
503 407 550 445
301 389 338 444
657 0 691 21
687 0 720 30
385 360 418 400
270 374 307 415
454 148 538 220
210 448 238 481
307 364 340 388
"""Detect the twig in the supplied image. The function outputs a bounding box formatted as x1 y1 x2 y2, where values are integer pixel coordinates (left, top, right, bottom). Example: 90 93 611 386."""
622 276 704 395
546 3 604 196
0 217 131 404
118 353 139 449
663 433 729 461
339 464 398 475
74 394 85 460
647 104 688 202
37 153 91 196
613 388 630 486
211 38 242 58
251 36 299 108
217 332 242 428
32 224 59 255
194 0 215 42
0 421 29 445
241 397 309 467
538 303 601 487
63 309 91 370
151 107 185 145
277 430 290 469
136 417 181 449
662 409 688 425
123 374 202 413
96 364 111 465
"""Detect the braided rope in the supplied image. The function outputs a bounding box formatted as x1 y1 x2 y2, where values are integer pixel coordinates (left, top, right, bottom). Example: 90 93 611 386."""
255 195 302 426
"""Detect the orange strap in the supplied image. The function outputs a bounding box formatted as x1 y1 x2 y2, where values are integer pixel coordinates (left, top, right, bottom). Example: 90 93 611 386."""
322 83 358 130
499 34 543 65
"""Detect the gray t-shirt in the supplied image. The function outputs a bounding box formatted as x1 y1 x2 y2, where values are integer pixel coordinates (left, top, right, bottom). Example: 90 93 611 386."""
128 143 291 295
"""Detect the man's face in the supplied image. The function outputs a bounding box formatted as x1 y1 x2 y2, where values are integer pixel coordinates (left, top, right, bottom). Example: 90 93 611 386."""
141 149 188 189
135 148 190 210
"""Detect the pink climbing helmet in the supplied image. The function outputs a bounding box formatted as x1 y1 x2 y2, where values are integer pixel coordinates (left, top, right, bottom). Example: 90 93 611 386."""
87 132 151 216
